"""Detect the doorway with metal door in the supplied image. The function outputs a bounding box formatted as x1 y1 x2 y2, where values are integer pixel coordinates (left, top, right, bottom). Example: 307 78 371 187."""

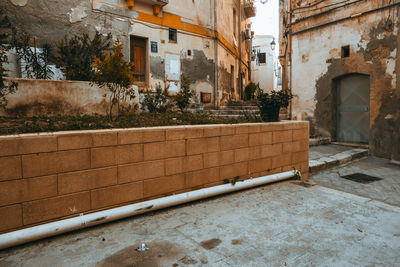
336 74 370 144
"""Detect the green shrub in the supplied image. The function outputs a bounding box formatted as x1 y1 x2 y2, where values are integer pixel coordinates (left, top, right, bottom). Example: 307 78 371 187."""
91 41 135 120
141 83 173 113
174 75 193 111
257 90 292 122
55 31 112 81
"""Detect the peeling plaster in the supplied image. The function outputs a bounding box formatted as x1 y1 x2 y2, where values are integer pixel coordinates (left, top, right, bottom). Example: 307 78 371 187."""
68 4 88 23
10 0 28 7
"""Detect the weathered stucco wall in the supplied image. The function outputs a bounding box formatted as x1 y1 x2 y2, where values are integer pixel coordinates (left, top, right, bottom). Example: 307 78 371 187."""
2 0 252 107
0 121 309 234
280 0 399 160
1 78 138 117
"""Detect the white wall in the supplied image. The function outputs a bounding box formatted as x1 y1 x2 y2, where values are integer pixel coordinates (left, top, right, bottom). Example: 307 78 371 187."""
251 35 277 92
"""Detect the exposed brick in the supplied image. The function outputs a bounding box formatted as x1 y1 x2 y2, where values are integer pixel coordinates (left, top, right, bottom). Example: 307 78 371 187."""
91 146 117 168
292 150 309 164
0 156 21 181
165 140 186 158
203 150 235 168
235 147 250 162
248 124 261 133
253 167 282 178
186 154 203 171
220 125 236 136
203 126 221 137
260 123 274 132
22 150 90 178
282 141 306 153
186 127 204 139
0 204 22 232
165 157 185 175
249 146 262 160
57 134 92 150
118 160 164 184
187 137 219 155
186 167 220 187
23 192 91 225
249 158 272 173
220 162 248 179
143 174 185 197
118 130 143 145
220 134 248 151
273 130 292 143
142 129 165 143
166 128 186 140
271 154 292 169
271 122 293 131
92 132 118 147
260 144 282 158
91 182 143 209
117 144 143 164
293 162 309 175
144 140 185 161
236 125 249 134
293 129 309 141
0 136 57 157
0 175 57 206
249 132 272 146
58 167 117 195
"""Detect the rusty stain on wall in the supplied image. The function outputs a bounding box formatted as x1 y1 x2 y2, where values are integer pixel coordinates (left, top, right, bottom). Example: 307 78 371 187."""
280 0 399 160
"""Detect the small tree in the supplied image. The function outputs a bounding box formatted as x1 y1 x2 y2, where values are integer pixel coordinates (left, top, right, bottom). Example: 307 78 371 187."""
12 30 53 79
174 75 193 111
92 41 135 120
141 83 173 113
0 13 17 108
55 31 112 81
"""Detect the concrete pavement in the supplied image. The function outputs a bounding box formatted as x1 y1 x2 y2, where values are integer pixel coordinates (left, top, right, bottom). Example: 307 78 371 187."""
1 180 399 266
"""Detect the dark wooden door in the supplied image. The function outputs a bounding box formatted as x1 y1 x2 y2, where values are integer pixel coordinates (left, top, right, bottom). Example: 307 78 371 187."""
130 36 147 83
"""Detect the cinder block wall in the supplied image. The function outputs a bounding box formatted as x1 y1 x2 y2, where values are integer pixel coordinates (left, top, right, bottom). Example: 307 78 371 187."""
0 121 309 233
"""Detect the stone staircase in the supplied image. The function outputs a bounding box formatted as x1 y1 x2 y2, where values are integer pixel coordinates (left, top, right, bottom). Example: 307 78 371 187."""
203 102 290 120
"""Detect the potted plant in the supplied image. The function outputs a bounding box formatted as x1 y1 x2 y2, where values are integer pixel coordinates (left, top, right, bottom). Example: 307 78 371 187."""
257 90 292 122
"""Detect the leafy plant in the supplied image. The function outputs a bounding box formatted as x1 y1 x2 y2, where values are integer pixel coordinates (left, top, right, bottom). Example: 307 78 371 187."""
257 90 292 122
92 41 135 120
174 75 193 111
55 31 112 81
0 13 18 108
141 83 173 113
12 31 53 79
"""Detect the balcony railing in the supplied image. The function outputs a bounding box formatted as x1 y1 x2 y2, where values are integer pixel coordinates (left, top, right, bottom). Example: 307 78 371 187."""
243 0 256 18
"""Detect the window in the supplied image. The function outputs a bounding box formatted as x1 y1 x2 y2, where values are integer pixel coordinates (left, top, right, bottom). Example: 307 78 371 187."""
233 9 237 38
169 28 177 43
341 45 350 58
258 52 266 64
130 36 147 83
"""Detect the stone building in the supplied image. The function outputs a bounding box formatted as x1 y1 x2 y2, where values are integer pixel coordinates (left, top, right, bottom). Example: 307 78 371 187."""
2 0 256 107
279 0 400 161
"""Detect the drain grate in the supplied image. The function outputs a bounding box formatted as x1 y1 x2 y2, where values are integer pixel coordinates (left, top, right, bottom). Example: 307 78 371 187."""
340 173 382 184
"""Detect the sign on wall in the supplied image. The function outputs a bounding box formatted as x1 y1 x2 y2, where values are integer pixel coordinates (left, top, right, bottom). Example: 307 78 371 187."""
151 41 158 53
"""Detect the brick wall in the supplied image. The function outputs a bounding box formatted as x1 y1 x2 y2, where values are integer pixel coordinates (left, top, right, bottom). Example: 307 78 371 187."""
0 121 309 233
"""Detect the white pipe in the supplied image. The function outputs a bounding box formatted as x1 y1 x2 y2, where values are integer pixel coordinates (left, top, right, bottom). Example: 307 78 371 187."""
0 170 299 250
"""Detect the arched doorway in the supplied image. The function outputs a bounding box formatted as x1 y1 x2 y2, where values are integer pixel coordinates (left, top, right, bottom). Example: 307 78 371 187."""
336 74 370 144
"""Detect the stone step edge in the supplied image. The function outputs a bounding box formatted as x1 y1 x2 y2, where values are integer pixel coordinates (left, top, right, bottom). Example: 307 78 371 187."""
309 148 369 173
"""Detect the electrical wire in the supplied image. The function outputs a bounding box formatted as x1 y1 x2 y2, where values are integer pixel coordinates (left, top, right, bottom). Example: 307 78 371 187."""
292 0 328 10
293 0 352 14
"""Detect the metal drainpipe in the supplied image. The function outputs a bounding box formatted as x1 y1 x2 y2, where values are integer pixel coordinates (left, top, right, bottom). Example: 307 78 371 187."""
0 170 300 250
213 0 219 108
238 0 243 100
